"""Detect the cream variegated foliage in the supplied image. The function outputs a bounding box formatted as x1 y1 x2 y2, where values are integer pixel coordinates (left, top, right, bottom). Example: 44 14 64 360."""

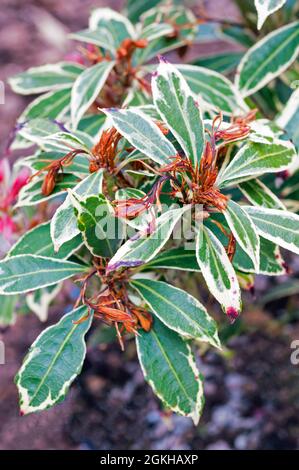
3 4 299 424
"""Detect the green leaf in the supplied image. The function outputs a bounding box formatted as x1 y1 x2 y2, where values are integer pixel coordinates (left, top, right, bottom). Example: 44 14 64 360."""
135 5 197 64
127 0 161 22
244 206 299 255
196 226 241 317
239 179 286 209
144 247 200 271
89 8 136 51
255 0 287 30
221 25 255 48
177 64 246 115
192 52 243 74
8 222 82 259
71 60 115 128
130 278 220 347
152 60 204 166
9 62 84 95
140 22 174 42
51 171 103 250
107 206 190 272
102 108 177 165
77 114 106 138
0 255 85 295
0 295 18 326
15 306 93 415
236 21 299 97
217 140 296 188
136 317 204 424
71 193 124 258
223 200 260 271
233 238 286 276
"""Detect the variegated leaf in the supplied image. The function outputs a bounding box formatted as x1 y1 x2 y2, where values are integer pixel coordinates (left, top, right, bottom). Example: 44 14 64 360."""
233 238 287 276
16 173 79 208
51 170 104 250
18 88 71 123
152 59 204 166
217 140 296 187
144 247 200 272
139 22 174 42
26 284 62 322
9 62 84 95
89 8 136 51
70 193 124 258
177 64 246 115
130 278 220 348
239 179 286 209
244 206 299 255
107 206 190 272
15 306 92 415
192 52 243 74
135 5 197 64
236 21 299 97
69 28 115 54
136 317 204 424
196 225 242 319
127 0 160 22
8 222 82 260
223 200 260 271
71 60 115 128
276 87 299 174
102 108 177 165
0 255 86 295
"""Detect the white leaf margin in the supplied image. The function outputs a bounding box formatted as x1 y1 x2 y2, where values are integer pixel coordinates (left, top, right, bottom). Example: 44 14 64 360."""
255 0 287 30
235 21 299 97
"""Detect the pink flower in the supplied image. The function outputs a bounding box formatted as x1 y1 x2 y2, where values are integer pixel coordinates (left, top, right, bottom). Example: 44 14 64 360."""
9 168 30 201
0 213 16 239
64 52 85 65
0 163 29 209
0 159 10 186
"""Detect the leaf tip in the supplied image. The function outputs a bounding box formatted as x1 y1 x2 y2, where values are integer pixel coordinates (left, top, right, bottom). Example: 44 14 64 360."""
54 243 60 253
226 306 239 324
158 54 168 64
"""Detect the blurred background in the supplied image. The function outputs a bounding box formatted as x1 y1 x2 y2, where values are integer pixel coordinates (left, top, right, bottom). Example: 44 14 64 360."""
1 0 299 450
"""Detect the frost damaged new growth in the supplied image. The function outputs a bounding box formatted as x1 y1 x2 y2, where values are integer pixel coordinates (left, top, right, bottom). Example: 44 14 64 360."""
74 260 153 350
4 3 299 423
